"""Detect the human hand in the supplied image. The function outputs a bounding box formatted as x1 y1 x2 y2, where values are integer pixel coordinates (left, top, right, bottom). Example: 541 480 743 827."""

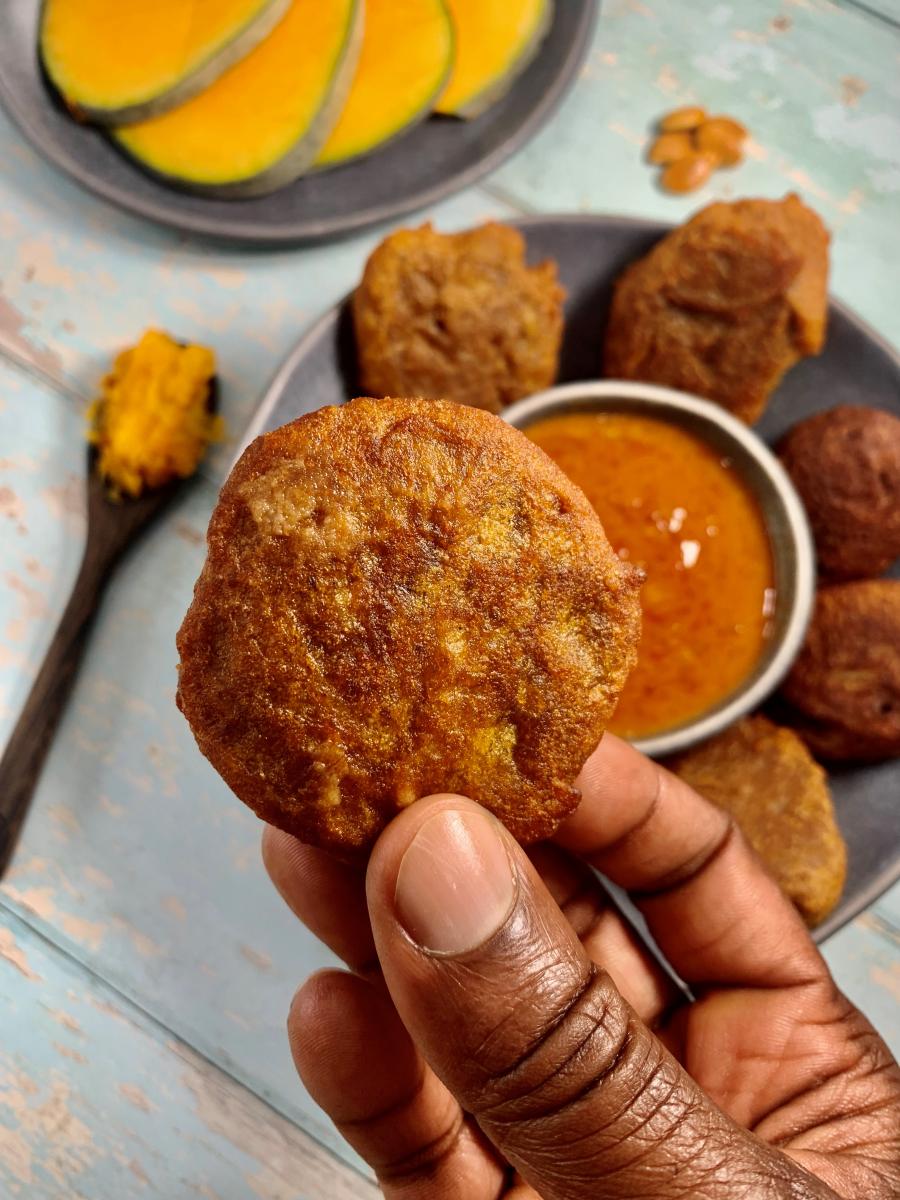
263 734 900 1199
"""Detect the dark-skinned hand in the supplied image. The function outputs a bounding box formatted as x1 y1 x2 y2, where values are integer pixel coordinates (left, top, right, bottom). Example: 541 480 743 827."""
263 735 900 1199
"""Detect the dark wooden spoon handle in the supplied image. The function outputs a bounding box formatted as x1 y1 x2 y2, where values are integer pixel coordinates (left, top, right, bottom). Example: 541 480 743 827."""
0 546 110 877
0 392 212 875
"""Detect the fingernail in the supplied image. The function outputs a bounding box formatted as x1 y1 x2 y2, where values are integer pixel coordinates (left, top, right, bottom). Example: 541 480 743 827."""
395 809 517 956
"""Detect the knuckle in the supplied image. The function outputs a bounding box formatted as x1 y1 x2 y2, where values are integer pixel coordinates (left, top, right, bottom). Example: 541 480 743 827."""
632 813 737 901
472 964 677 1136
375 1108 467 1187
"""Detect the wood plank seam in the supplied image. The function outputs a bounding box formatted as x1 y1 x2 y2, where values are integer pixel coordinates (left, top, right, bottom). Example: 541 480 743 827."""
0 899 373 1193
836 0 900 33
477 179 542 215
0 337 90 407
862 908 900 950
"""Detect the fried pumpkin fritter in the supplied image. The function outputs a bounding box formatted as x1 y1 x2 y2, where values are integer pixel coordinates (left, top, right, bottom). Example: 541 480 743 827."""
668 716 846 926
176 397 641 856
781 580 900 762
779 405 900 581
353 222 565 414
604 194 830 424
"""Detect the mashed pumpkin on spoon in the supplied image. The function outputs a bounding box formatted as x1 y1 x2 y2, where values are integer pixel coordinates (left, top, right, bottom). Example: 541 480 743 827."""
88 329 222 497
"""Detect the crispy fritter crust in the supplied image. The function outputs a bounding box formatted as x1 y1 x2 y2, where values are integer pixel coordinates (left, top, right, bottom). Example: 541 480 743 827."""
668 716 846 926
780 581 900 761
604 194 830 424
353 223 565 414
176 397 641 855
779 405 900 581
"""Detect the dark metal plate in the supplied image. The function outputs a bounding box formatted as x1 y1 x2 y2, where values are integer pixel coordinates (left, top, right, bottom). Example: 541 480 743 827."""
244 214 900 942
0 0 597 244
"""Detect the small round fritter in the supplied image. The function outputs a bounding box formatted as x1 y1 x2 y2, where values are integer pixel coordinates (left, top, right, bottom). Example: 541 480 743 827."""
668 716 846 926
604 194 829 424
778 405 900 581
780 580 900 762
353 222 565 415
176 397 641 856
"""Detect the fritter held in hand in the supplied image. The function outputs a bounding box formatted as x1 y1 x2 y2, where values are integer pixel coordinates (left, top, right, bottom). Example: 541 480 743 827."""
781 580 900 762
668 716 846 926
779 405 900 581
354 222 565 414
604 194 829 424
176 397 641 856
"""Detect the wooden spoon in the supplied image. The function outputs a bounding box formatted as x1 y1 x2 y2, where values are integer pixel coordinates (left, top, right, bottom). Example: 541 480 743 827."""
0 380 218 878
0 455 183 876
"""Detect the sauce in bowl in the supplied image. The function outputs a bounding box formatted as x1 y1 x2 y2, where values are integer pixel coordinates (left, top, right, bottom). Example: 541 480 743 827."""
527 411 776 739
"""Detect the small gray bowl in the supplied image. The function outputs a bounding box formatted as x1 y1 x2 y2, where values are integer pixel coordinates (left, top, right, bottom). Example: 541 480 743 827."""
502 380 816 759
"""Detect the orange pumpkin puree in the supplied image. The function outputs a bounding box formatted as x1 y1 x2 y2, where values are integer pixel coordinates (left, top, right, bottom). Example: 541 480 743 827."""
88 329 221 498
527 412 775 739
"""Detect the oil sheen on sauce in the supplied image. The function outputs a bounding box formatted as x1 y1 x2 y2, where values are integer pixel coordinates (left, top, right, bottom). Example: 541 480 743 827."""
527 411 776 740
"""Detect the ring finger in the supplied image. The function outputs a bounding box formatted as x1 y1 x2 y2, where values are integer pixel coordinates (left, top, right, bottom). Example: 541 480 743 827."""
263 824 681 1024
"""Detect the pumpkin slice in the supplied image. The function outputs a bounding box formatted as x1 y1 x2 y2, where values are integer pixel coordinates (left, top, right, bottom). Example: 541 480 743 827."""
114 0 363 197
40 0 292 125
316 0 455 169
436 0 554 119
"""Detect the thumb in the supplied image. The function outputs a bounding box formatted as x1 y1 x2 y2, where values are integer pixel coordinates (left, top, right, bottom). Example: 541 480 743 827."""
366 795 832 1200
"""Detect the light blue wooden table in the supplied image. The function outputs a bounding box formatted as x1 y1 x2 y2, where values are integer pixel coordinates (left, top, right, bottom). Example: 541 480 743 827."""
1 2 898 1196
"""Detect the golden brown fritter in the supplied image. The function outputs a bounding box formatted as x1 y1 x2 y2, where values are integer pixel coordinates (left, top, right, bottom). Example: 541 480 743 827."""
781 581 900 762
176 397 641 856
668 716 846 926
779 405 900 581
604 194 830 424
353 222 565 415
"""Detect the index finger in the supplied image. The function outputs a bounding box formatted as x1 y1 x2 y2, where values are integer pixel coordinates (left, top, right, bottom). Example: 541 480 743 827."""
555 734 827 990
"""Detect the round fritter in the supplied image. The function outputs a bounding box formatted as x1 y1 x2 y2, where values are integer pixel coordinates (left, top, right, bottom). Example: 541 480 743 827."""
353 222 565 415
668 716 846 926
778 405 900 581
780 580 900 762
176 397 641 856
604 194 829 424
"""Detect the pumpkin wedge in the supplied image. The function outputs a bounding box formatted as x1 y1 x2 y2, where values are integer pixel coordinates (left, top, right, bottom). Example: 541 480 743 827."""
436 0 554 119
114 0 363 197
316 0 455 169
40 0 292 125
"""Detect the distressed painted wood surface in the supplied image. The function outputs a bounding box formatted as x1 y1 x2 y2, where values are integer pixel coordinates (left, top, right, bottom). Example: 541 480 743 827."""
838 0 900 27
0 907 377 1199
1 1 898 1195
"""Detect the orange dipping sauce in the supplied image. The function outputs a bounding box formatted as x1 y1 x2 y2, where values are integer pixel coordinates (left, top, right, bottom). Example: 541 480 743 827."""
527 412 776 739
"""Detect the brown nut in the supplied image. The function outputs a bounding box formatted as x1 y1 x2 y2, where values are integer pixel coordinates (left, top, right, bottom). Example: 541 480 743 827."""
648 131 694 165
697 116 748 167
660 152 716 193
660 105 707 132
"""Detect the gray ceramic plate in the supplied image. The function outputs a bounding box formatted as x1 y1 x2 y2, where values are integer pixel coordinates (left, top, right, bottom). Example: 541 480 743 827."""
242 214 900 942
0 0 596 244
